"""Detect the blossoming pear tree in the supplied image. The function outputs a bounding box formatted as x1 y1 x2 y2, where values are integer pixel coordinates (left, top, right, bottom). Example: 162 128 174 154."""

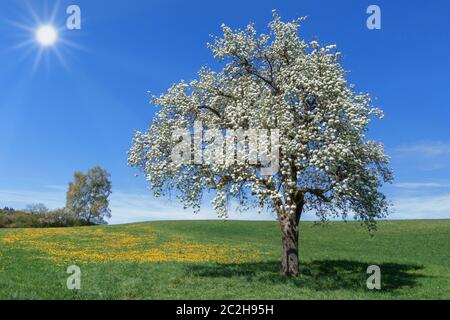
128 12 392 276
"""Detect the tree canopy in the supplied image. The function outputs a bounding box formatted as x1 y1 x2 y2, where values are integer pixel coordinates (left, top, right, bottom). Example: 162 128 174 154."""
66 166 112 225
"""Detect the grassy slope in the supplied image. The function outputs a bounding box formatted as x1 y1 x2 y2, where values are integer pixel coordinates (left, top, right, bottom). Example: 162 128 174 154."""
0 220 449 299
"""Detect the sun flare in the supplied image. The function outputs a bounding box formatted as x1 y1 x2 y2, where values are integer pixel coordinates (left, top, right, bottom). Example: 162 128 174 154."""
8 2 81 71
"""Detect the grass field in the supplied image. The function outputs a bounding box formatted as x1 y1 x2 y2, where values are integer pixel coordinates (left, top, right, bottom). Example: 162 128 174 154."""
0 220 449 299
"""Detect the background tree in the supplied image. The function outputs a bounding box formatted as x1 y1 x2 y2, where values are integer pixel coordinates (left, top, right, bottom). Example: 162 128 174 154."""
128 12 392 276
66 166 112 225
24 203 49 215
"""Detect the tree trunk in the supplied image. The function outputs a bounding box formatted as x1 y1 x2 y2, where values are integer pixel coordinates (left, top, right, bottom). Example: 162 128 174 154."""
279 214 300 277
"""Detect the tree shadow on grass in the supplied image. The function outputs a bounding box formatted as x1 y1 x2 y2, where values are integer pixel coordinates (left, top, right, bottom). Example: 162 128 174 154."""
184 260 425 292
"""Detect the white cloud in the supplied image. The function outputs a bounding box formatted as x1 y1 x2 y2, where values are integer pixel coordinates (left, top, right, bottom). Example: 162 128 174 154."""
392 194 450 219
394 182 450 189
109 191 282 224
391 142 450 171
0 187 276 224
1 187 449 224
43 185 68 191
394 142 450 157
0 188 65 209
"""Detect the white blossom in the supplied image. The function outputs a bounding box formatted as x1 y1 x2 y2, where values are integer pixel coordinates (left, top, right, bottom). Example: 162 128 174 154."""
128 11 392 231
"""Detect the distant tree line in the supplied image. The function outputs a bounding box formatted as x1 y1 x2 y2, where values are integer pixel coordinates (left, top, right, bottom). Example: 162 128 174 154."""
0 206 89 228
0 166 112 228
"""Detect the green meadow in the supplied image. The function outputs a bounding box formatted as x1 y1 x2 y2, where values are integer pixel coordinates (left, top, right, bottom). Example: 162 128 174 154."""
0 220 449 299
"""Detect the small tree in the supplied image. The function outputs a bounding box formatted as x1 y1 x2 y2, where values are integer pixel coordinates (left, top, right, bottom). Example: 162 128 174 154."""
66 166 112 225
24 203 49 215
128 12 392 276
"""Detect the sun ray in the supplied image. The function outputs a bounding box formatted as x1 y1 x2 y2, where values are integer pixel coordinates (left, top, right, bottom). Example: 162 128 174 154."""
4 19 35 32
49 0 61 25
7 39 36 51
32 48 45 74
3 45 37 69
51 46 69 70
59 38 87 52
18 47 37 65
24 1 42 26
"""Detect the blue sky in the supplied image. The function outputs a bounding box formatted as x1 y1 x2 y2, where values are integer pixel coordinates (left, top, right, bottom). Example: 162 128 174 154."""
0 0 449 224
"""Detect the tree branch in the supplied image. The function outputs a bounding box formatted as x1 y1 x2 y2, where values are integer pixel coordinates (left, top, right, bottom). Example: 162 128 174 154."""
197 105 223 119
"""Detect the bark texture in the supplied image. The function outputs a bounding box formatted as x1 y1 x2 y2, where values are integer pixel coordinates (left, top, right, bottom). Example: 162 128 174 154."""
277 199 303 277
280 214 299 276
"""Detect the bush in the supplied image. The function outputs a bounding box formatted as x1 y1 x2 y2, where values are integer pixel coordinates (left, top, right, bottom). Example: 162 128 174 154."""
0 208 92 228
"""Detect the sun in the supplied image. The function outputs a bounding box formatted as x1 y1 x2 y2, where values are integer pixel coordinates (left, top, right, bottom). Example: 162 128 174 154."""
7 1 81 71
36 25 58 47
